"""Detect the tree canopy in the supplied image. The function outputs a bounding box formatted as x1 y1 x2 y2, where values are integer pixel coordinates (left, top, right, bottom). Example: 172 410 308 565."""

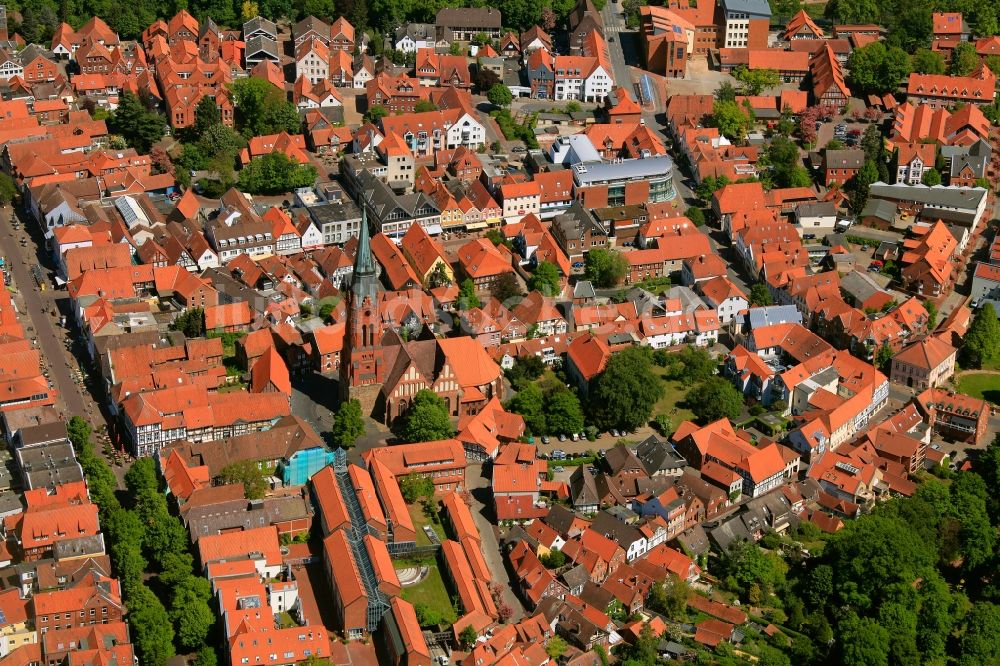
912 48 946 74
331 399 365 448
401 390 453 442
585 249 628 288
487 84 513 108
960 303 1000 368
711 99 752 141
108 92 165 154
733 66 781 95
218 460 269 499
230 77 301 138
238 152 317 195
846 41 912 94
529 262 562 296
591 346 664 432
688 377 744 423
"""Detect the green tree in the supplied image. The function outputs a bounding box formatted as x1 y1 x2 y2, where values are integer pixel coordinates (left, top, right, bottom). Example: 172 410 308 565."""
218 460 268 499
129 586 176 666
646 575 689 619
194 647 219 666
715 80 737 102
401 389 452 442
414 99 438 112
238 152 317 195
171 308 205 337
688 377 744 423
457 278 481 310
540 548 567 569
924 299 938 329
912 48 946 74
505 355 546 389
230 77 301 138
922 167 942 186
364 104 388 124
719 540 785 598
0 173 17 205
733 65 780 95
331 399 365 448
837 612 889 666
986 54 1000 76
199 123 246 161
399 473 436 503
765 135 812 188
192 95 222 137
490 273 522 303
529 261 561 296
951 41 980 76
848 159 880 215
487 83 513 108
711 99 751 141
545 390 585 436
459 625 479 650
584 248 628 288
591 346 665 432
749 283 772 306
653 346 718 386
847 42 912 94
696 175 731 202
170 586 214 651
686 207 706 226
823 514 935 612
507 382 546 434
960 602 1000 666
545 636 568 659
67 416 93 453
109 91 165 154
949 472 996 571
960 303 1000 368
874 343 893 372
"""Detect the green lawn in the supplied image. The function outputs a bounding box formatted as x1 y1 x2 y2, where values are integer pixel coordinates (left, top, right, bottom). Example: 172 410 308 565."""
396 566 457 625
956 373 1000 404
408 502 446 546
650 369 696 426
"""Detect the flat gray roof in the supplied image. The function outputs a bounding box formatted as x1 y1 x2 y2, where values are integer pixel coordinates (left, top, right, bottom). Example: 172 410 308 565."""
572 155 674 186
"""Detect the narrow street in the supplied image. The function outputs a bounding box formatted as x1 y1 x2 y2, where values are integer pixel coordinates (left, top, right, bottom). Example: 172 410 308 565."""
0 204 87 418
467 463 525 622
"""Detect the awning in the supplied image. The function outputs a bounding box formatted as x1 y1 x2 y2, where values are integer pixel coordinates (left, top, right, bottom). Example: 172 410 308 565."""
424 224 443 236
465 222 488 230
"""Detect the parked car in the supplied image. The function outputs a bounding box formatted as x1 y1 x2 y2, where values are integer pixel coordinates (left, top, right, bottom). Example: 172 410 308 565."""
559 433 567 442
572 432 579 441
552 449 566 460
541 436 550 444
553 466 565 473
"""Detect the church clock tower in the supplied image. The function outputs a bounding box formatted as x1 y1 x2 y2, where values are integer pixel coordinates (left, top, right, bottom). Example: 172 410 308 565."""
340 205 385 411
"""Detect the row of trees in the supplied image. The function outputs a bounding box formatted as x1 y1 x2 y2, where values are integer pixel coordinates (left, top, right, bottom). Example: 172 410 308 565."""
69 418 217 666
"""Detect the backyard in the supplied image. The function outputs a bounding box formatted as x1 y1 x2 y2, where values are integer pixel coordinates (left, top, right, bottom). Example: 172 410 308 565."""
409 502 446 546
955 372 1000 405
396 564 457 626
650 369 696 426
